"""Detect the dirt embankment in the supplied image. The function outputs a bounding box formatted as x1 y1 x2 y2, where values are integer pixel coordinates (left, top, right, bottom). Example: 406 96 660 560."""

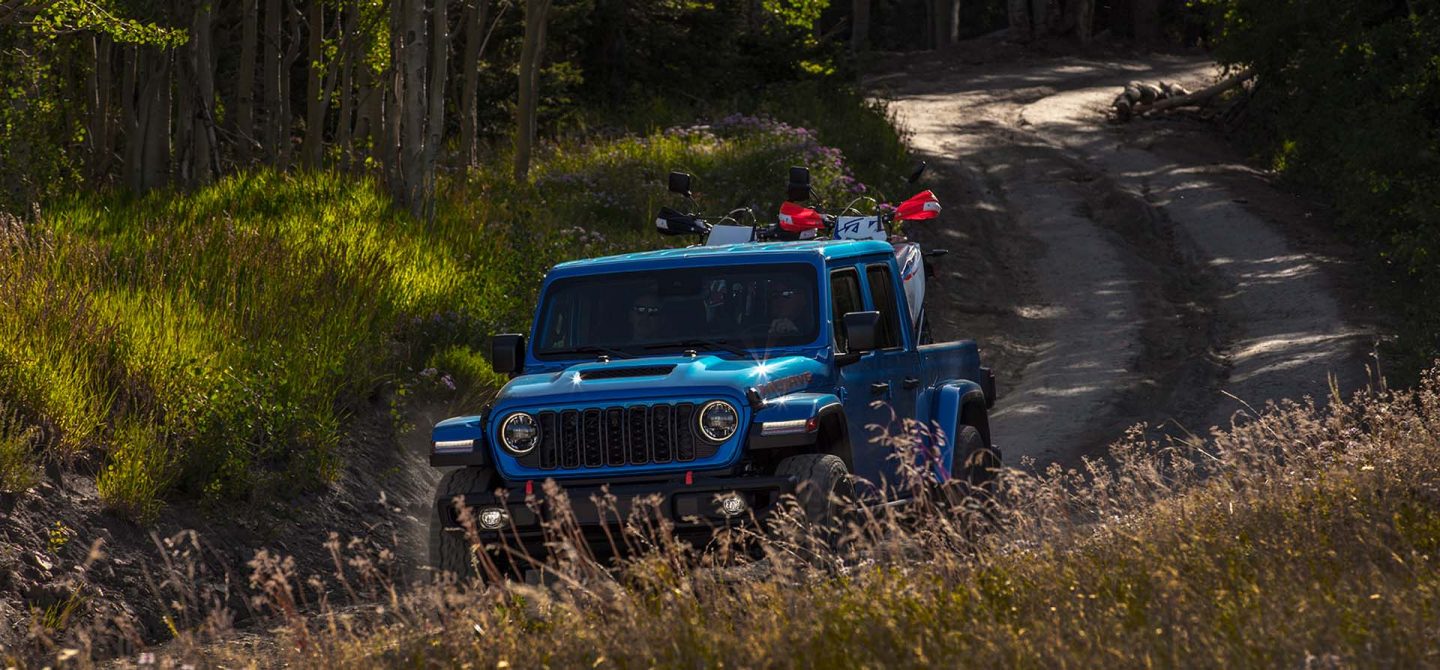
0 398 443 653
872 38 1380 466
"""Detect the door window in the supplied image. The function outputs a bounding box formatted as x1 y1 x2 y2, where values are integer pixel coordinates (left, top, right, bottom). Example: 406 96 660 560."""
865 264 903 350
829 268 863 353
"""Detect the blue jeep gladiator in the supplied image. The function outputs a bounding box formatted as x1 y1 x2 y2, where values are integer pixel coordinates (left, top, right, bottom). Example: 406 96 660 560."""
427 238 999 577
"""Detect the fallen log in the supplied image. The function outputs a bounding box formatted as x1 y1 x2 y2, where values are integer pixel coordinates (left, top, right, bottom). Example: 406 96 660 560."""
1139 68 1254 115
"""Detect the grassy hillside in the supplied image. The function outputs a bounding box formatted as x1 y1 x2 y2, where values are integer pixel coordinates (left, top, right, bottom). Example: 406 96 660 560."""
0 97 908 521
105 373 1438 668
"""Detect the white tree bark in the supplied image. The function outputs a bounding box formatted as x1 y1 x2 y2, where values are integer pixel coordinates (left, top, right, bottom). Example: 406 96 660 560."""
513 0 552 182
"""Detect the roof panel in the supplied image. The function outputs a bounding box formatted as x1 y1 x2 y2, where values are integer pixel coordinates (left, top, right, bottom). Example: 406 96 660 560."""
552 239 893 272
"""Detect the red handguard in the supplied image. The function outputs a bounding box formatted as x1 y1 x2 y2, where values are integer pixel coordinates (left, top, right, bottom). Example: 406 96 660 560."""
778 201 826 232
895 190 942 221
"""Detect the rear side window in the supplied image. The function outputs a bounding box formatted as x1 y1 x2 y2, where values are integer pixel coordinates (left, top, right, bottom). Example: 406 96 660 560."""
865 263 903 349
829 268 863 353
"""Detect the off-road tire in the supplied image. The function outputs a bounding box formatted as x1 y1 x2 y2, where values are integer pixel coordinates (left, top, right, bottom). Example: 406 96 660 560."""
774 454 854 550
940 425 1004 525
956 424 1001 491
428 466 494 581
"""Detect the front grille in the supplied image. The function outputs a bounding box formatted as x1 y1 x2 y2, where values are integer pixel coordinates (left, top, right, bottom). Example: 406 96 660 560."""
526 402 717 471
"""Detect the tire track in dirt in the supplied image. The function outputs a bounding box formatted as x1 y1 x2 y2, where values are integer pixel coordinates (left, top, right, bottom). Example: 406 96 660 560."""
873 44 1375 466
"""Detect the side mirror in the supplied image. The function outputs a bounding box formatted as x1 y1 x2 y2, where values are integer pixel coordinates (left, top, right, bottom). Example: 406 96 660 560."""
668 171 693 197
838 311 881 366
787 166 811 202
906 161 928 184
489 334 526 376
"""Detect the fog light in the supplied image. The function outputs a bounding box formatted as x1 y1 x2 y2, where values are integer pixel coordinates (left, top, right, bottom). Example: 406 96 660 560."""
717 494 748 518
477 506 509 530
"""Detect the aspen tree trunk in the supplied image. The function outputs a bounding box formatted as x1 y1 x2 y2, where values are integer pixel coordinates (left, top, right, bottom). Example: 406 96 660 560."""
1132 0 1159 44
930 0 943 49
398 0 428 213
1008 0 1031 42
460 0 489 167
263 0 283 164
301 0 326 168
1073 0 1095 44
419 0 447 218
357 59 382 169
140 54 172 191
336 0 359 167
188 0 217 184
237 0 258 162
1030 0 1058 38
177 31 195 184
87 34 113 181
278 0 303 169
851 0 869 53
122 47 141 192
513 0 551 182
947 0 960 45
382 3 403 193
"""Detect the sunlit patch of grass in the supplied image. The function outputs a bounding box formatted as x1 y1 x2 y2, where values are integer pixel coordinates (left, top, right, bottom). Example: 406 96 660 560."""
0 403 38 494
0 116 889 518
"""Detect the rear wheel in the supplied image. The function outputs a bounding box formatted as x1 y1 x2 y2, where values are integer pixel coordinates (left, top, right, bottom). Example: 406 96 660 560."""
941 425 1003 522
428 466 495 581
956 424 1001 492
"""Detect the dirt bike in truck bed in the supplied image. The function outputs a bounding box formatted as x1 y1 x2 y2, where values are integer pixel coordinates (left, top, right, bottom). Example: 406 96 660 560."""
427 167 1001 579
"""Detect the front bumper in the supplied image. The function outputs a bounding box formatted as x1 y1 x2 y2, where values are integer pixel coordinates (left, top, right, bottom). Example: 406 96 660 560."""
436 473 797 558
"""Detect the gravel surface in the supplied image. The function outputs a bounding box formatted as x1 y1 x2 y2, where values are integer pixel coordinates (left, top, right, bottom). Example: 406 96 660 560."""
872 40 1378 466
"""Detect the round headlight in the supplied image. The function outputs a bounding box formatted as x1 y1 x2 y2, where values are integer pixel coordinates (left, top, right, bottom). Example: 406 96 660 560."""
500 412 540 454
697 401 739 442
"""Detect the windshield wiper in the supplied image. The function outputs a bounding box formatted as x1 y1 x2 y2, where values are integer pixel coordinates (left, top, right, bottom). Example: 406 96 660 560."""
642 338 750 357
545 345 633 360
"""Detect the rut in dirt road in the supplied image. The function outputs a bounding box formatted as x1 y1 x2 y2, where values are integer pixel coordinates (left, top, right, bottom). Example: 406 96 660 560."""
874 46 1376 467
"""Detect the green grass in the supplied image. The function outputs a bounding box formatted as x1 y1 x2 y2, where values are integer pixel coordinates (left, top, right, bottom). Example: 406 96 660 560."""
161 373 1440 669
0 113 893 519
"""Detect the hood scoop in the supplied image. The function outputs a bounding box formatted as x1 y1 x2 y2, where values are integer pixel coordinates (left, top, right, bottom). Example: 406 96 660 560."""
578 364 677 381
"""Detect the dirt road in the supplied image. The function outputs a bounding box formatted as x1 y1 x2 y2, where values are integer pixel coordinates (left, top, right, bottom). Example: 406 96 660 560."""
871 41 1378 466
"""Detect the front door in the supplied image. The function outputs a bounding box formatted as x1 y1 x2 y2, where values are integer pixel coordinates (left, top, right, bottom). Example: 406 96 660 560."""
833 262 920 498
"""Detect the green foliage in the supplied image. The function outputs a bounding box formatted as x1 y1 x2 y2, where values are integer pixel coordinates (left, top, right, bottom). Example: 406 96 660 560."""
29 0 188 47
0 116 891 517
1200 0 1440 377
0 403 38 494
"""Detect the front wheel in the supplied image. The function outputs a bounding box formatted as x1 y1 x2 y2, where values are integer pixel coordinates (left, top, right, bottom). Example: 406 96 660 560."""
773 453 854 551
428 466 495 581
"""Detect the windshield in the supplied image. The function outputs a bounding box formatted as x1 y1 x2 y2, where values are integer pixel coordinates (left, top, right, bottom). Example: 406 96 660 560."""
535 263 820 358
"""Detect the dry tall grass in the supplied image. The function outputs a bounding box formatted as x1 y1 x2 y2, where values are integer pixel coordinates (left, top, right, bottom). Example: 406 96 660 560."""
13 370 1440 668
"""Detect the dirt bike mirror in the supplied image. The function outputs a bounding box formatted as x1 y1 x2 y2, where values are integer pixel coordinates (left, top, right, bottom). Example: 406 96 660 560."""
667 171 693 197
786 166 811 202
907 161 928 184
